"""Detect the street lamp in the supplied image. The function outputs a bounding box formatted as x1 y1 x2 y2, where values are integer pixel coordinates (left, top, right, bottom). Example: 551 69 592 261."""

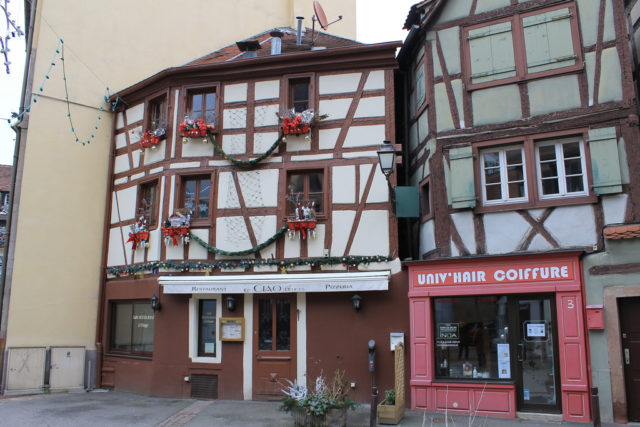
377 140 397 212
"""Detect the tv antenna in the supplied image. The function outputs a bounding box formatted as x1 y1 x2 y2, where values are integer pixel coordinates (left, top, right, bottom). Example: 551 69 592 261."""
311 0 343 47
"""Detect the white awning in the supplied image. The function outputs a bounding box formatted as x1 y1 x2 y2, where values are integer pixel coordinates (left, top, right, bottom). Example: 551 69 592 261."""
159 271 390 294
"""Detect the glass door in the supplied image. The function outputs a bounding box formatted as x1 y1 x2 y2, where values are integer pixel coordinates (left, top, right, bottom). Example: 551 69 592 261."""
514 295 561 412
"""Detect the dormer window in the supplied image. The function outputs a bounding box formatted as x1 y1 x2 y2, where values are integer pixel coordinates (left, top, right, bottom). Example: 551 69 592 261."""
187 89 217 126
289 78 310 112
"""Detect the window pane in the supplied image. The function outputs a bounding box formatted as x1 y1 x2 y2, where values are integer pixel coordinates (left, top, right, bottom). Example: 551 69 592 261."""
191 94 202 113
289 175 304 193
539 161 558 178
258 298 273 351
309 193 322 214
538 145 556 161
292 82 309 112
505 149 522 165
113 303 133 350
541 178 560 195
434 296 510 380
199 300 216 356
564 158 583 176
483 152 500 168
309 173 322 193
565 176 584 193
562 141 580 159
132 304 154 352
485 183 502 200
198 179 210 218
506 165 524 182
198 200 209 218
276 298 290 350
185 180 196 214
508 182 525 198
141 183 156 221
205 93 216 110
484 167 501 184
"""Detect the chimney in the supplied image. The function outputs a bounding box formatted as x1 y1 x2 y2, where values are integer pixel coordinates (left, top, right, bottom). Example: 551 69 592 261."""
270 30 283 55
296 16 304 45
235 40 261 58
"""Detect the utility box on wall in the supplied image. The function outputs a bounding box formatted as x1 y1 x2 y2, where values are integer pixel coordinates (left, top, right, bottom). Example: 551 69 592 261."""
586 305 604 329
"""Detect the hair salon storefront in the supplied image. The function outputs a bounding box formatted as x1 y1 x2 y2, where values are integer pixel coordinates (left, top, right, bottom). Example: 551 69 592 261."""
407 253 591 422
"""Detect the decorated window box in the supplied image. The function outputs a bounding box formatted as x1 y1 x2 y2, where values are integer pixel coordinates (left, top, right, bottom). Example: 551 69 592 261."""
140 127 166 150
278 109 326 140
178 117 215 144
161 209 191 246
287 201 317 239
128 213 150 250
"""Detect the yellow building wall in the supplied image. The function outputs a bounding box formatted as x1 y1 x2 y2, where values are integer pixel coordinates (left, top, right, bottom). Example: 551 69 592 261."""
5 0 356 348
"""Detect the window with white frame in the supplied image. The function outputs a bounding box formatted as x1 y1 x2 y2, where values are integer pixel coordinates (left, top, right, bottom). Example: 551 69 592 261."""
536 138 587 198
189 296 222 363
480 146 527 204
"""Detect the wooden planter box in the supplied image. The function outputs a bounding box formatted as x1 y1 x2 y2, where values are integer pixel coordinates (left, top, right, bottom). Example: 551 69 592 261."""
377 402 404 425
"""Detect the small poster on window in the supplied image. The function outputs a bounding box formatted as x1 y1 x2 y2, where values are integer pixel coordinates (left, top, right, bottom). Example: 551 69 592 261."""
526 322 546 339
497 343 511 379
204 342 215 354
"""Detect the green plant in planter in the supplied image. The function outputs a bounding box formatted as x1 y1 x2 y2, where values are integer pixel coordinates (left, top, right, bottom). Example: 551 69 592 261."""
384 389 396 406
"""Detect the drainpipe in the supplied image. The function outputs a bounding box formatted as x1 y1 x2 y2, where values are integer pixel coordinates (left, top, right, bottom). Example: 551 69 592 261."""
0 0 38 393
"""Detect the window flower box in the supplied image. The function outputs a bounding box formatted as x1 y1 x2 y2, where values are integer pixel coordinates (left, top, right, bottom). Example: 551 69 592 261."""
161 210 191 246
127 213 149 250
178 118 215 143
140 128 166 149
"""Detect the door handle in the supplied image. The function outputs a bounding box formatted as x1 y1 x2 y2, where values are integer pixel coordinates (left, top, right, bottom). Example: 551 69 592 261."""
517 343 525 362
624 348 630 365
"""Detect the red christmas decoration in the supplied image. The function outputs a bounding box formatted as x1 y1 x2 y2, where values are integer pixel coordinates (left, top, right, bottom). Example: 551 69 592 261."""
178 118 215 138
287 219 316 239
281 115 311 135
128 213 149 250
161 209 191 246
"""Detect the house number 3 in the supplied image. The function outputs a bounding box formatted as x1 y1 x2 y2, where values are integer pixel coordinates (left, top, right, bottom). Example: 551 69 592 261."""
567 299 575 309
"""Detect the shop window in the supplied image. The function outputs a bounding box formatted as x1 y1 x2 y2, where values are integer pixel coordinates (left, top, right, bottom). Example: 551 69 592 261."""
464 4 581 89
198 299 217 357
286 170 323 217
187 89 217 126
289 78 310 112
182 176 211 220
434 296 510 380
138 180 159 226
110 301 154 356
148 95 167 131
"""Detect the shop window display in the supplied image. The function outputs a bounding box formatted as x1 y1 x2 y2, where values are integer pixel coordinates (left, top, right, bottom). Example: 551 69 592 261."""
434 295 510 380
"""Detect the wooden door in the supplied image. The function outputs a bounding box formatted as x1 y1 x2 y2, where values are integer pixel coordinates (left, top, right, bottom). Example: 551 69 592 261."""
620 297 640 421
253 294 296 401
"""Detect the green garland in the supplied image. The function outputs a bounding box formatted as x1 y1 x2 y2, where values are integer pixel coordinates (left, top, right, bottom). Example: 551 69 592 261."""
189 226 288 256
210 130 283 167
106 255 394 277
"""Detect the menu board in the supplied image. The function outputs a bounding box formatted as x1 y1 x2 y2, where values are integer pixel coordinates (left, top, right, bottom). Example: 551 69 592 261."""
219 317 245 341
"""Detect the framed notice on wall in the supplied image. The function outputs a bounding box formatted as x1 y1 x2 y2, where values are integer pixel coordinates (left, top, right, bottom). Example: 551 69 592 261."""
219 317 245 342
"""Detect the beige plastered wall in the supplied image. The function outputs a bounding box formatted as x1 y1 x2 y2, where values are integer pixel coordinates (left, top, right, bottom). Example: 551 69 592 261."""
5 0 355 348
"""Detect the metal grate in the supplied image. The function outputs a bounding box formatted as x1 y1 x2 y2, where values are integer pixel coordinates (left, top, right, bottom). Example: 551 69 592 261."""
190 374 218 399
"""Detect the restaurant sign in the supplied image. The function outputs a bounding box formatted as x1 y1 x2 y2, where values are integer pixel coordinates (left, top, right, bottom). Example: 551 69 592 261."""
414 262 573 287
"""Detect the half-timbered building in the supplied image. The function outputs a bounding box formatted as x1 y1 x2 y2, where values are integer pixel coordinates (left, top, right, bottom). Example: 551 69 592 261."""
100 27 408 402
400 0 640 423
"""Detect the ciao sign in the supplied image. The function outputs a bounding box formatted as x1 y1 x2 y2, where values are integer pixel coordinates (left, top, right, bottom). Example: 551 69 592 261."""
414 262 574 287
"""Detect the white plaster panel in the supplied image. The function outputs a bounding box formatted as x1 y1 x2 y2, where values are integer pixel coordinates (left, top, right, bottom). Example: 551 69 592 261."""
114 177 128 185
166 175 174 217
250 215 278 253
451 212 476 254
129 126 143 144
438 26 461 75
528 234 555 252
603 0 615 42
284 232 301 258
114 154 130 175
451 80 464 128
319 73 361 94
216 216 252 252
307 224 326 257
577 0 599 47
222 133 246 155
416 110 428 143
354 96 385 118
365 165 389 204
254 80 280 100
132 149 141 169
331 210 356 256
351 210 389 255
254 104 280 127
319 128 340 150
484 211 531 254
432 39 442 78
291 154 333 161
343 125 385 148
420 220 436 256
450 238 459 257
475 0 510 14
126 103 144 124
545 205 596 247
165 239 184 260
224 83 248 103
169 161 201 169
436 1 472 24
472 85 522 126
359 164 373 202
254 265 279 273
149 167 163 175
435 83 454 132
188 229 209 260
171 89 179 159
363 70 385 91
223 107 247 129
585 52 596 105
319 98 351 120
116 186 137 222
107 227 126 267
258 242 277 262
619 137 630 185
182 139 215 157
598 48 623 103
115 132 127 149
602 194 628 225
409 121 418 152
238 170 279 207
285 134 311 151
254 132 279 154
115 112 125 130
147 228 162 262
143 141 166 165
527 208 547 222
528 75 581 116
110 193 119 224
342 151 378 159
217 172 240 209
332 165 356 204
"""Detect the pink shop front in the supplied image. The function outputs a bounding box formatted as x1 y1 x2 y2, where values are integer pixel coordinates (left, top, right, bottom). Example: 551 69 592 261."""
407 253 591 422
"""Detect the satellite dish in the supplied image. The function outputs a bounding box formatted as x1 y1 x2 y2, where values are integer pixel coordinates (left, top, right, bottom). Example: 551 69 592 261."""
314 0 329 30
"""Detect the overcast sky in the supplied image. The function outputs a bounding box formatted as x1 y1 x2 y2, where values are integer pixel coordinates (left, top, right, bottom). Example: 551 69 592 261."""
0 0 414 166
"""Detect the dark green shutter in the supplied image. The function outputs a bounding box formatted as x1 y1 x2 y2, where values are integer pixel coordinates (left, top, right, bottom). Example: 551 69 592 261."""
395 186 419 218
449 146 476 209
588 127 622 195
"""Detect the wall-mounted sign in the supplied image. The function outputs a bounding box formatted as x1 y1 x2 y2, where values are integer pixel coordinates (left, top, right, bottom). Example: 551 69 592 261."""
413 262 573 287
219 317 244 341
